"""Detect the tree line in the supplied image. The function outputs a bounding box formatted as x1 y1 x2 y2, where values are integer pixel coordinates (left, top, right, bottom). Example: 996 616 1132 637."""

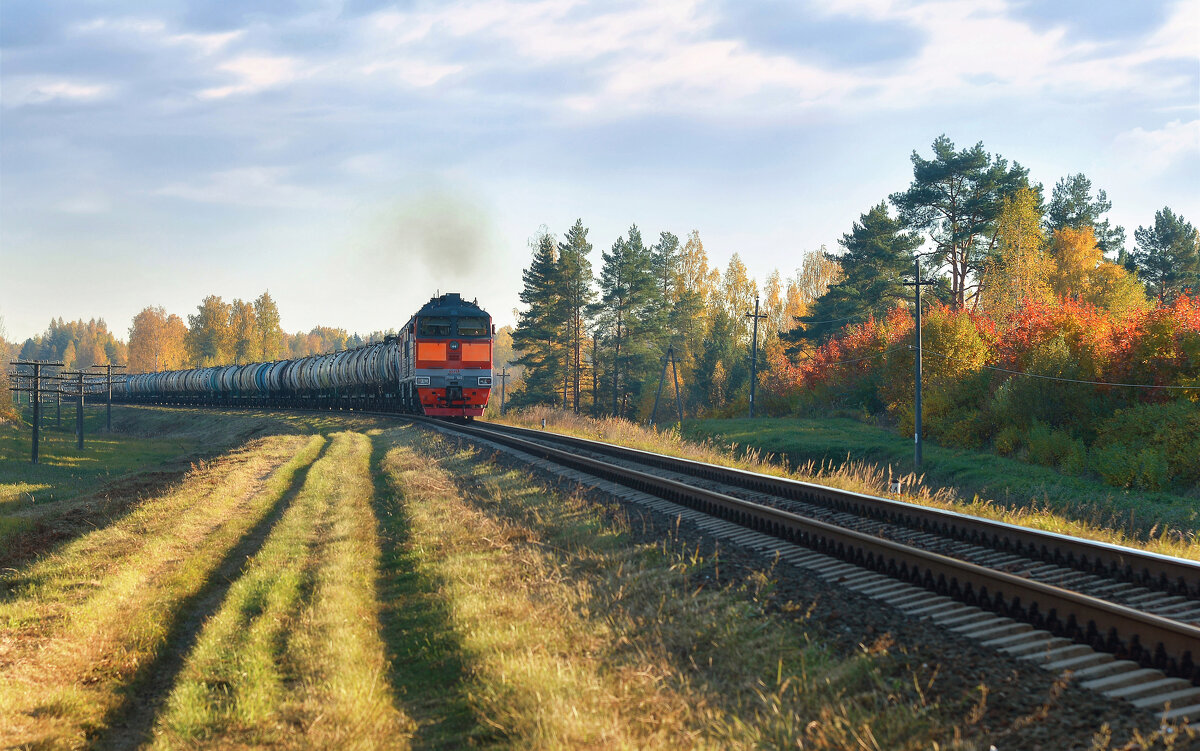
11 292 397 375
508 135 1200 420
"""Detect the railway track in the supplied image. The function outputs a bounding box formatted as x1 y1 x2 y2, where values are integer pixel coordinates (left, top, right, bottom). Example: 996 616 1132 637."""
419 417 1200 722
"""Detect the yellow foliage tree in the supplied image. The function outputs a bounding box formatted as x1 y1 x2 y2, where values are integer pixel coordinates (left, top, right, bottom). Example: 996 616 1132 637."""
1083 262 1150 319
980 187 1052 319
1049 226 1103 299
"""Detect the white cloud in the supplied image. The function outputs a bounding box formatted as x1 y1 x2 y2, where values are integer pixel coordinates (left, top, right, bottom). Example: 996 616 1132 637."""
198 56 305 99
154 167 337 209
347 0 1199 119
1113 119 1200 173
2 77 114 107
72 16 242 55
359 59 463 88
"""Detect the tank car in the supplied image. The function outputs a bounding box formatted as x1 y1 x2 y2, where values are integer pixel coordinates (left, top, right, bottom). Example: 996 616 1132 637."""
113 292 493 418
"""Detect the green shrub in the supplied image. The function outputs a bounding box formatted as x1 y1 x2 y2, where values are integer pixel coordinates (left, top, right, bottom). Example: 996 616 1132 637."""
1135 447 1170 491
993 425 1022 456
1091 400 1200 491
1026 422 1077 468
1091 444 1137 488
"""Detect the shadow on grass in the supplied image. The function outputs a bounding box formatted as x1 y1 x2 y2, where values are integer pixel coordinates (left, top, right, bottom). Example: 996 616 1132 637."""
369 429 488 750
90 438 330 751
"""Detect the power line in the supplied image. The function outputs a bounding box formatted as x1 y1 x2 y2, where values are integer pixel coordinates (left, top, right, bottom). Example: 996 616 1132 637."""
797 345 910 368
918 347 1200 390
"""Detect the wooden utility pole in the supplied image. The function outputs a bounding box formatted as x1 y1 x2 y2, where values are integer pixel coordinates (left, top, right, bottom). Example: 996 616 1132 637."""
8 360 65 464
649 346 685 429
61 370 98 450
90 363 127 432
745 296 767 418
497 368 510 415
903 258 937 470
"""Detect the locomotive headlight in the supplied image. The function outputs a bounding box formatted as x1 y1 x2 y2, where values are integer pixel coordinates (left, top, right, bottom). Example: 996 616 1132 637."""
477 377 492 386
415 376 430 385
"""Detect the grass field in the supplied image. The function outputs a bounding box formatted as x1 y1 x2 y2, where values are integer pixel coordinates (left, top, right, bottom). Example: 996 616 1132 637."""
498 407 1199 560
684 417 1200 539
0 405 1187 748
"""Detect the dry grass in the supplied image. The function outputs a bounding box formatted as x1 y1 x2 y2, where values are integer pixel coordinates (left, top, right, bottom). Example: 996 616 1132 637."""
379 425 972 750
0 433 323 749
499 406 1200 560
151 431 410 750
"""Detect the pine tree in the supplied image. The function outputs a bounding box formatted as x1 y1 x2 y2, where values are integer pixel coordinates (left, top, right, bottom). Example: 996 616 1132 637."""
797 203 922 341
594 225 658 417
1131 207 1200 302
891 135 1031 309
1046 173 1126 258
558 220 596 412
512 230 566 406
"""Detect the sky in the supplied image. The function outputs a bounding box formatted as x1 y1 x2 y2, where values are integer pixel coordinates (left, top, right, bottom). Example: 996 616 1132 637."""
1 0 1197 342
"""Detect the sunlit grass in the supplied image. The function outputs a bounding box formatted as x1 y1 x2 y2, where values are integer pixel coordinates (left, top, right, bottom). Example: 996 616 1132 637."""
379 426 977 749
0 433 322 748
497 407 1200 561
152 431 408 749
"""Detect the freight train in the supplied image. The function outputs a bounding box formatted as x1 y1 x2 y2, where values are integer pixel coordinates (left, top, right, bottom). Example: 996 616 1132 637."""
114 292 493 418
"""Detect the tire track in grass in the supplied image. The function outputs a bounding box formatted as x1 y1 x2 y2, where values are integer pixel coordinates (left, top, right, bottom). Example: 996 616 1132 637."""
369 431 483 749
0 434 325 750
149 431 410 750
93 436 333 750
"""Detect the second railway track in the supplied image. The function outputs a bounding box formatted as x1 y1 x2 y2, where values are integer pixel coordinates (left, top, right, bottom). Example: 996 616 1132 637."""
419 416 1200 722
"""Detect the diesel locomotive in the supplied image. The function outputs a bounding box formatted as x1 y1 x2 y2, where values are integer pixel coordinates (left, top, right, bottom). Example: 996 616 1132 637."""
114 292 493 418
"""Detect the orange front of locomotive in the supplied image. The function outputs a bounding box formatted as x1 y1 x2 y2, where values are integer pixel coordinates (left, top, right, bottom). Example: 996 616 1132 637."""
412 336 492 417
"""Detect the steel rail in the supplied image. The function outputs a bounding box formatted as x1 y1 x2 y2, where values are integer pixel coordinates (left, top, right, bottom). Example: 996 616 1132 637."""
428 418 1200 683
479 421 1200 598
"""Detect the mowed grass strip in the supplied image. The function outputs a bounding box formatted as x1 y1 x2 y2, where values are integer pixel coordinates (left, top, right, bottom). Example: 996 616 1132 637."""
378 426 959 750
151 431 409 750
0 433 325 749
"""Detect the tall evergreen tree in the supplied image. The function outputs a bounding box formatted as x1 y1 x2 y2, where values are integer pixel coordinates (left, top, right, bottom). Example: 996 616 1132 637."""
797 203 923 341
558 220 596 412
512 231 566 406
1131 207 1200 302
1046 173 1126 258
891 135 1031 310
594 225 658 417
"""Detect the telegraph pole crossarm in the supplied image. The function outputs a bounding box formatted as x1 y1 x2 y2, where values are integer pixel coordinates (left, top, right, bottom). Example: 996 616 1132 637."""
9 360 65 464
902 258 937 470
744 296 768 418
90 363 127 432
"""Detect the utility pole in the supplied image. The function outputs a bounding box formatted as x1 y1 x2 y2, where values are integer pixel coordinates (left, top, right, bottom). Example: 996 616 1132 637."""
61 370 93 450
90 363 127 432
744 295 767 418
903 258 937 470
649 346 685 429
497 368 509 416
8 360 64 464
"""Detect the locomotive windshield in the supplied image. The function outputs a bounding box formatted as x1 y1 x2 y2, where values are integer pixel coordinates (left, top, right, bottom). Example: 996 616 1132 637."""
418 316 452 336
456 317 489 336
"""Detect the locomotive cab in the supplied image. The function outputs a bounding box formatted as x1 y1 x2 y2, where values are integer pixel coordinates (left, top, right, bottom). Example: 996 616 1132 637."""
402 292 494 417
